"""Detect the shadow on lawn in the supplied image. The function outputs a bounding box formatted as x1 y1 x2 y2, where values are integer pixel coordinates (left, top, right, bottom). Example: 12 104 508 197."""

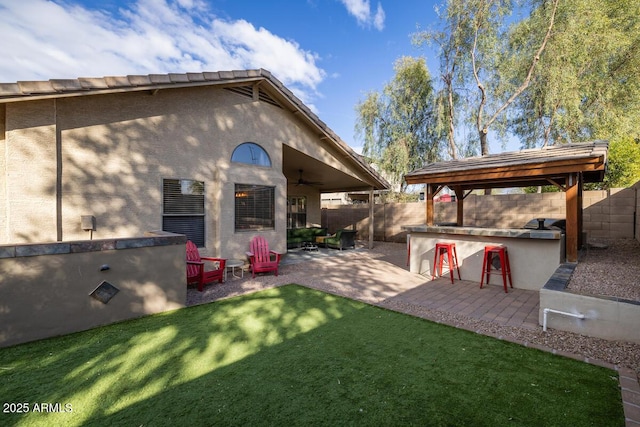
0 285 623 426
0 286 360 425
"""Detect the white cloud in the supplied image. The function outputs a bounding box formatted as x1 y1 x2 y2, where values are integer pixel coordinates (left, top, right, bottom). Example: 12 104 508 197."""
0 0 326 104
339 0 385 30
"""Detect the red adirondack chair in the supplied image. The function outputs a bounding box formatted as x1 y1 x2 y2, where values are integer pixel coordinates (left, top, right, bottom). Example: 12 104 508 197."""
246 235 281 278
186 240 226 292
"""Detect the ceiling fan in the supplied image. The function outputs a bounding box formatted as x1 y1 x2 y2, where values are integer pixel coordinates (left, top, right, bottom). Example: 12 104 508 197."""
295 169 323 186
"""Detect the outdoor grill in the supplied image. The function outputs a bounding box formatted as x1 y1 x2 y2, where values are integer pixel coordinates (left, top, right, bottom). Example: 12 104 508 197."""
523 218 566 232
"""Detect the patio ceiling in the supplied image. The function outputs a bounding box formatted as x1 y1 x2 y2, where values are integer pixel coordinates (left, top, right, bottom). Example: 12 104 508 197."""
283 145 385 193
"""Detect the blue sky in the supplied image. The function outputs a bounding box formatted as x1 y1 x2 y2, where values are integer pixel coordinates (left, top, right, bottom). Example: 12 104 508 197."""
0 0 509 153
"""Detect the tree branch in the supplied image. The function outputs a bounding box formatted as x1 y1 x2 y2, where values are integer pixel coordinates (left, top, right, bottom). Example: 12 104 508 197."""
485 0 560 130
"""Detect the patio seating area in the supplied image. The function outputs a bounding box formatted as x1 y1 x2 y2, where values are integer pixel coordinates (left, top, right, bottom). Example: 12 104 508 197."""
190 241 540 329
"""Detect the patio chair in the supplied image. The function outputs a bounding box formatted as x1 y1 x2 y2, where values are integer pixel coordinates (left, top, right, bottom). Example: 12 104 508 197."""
186 240 226 292
246 235 282 278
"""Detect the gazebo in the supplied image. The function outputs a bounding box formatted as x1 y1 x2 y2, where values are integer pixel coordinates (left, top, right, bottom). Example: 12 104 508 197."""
404 141 608 262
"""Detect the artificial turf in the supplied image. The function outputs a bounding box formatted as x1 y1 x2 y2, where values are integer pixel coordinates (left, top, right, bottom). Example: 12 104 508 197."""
0 284 624 426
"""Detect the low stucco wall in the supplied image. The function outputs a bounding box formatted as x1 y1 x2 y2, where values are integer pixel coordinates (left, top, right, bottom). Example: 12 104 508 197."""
0 232 186 348
540 265 640 343
405 227 564 290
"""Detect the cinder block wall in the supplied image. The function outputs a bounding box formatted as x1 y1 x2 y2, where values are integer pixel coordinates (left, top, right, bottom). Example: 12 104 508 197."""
583 187 636 239
323 187 639 243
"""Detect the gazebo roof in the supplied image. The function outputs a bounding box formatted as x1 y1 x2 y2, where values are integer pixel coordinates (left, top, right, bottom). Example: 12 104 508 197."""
405 141 608 190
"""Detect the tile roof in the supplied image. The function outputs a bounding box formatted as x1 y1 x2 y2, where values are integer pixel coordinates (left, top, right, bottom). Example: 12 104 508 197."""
404 140 608 188
0 69 267 98
405 141 608 177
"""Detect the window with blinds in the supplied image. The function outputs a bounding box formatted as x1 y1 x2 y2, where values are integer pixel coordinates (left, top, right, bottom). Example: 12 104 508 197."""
162 179 205 246
235 184 275 231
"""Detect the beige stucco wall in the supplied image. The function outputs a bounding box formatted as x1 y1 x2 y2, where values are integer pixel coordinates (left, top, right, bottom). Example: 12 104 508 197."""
3 100 59 243
539 288 640 344
408 231 563 290
0 104 6 243
0 235 186 348
2 85 352 260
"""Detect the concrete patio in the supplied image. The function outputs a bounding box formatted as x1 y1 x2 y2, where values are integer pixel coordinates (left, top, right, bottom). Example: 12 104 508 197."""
281 243 540 330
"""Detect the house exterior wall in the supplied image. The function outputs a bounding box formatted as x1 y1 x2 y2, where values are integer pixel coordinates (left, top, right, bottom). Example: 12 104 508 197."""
2 85 346 259
0 104 6 243
3 100 59 243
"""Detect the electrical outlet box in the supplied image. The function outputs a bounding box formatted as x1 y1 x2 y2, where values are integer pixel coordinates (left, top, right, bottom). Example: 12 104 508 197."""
81 215 96 231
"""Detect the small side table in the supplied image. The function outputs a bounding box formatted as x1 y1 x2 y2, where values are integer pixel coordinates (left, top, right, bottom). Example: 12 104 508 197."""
225 259 245 280
302 242 318 251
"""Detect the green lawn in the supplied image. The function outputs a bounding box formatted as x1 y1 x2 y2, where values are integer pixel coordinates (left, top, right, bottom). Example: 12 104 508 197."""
0 285 623 426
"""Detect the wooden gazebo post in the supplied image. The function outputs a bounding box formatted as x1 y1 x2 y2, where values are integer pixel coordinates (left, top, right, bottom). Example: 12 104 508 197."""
369 188 374 249
426 184 434 225
564 172 579 262
454 186 464 226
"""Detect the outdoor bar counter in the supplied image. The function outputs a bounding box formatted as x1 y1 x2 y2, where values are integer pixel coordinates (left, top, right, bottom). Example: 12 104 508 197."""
403 225 565 291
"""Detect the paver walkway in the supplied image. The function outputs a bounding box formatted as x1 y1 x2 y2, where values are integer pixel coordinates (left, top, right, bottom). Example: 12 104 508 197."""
386 277 540 329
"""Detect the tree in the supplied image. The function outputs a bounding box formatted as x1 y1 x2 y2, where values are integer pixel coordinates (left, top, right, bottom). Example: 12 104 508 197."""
414 0 559 156
412 1 475 159
505 0 640 147
471 0 560 155
601 137 640 189
355 57 442 192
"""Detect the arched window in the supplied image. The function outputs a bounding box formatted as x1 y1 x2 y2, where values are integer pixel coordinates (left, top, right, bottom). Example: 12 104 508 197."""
231 142 271 167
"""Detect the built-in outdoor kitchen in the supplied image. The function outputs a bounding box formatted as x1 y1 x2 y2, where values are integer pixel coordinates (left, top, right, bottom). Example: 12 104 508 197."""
403 222 564 290
402 141 608 291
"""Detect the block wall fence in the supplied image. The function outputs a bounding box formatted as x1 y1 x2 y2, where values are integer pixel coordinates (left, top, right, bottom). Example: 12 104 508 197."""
321 184 640 244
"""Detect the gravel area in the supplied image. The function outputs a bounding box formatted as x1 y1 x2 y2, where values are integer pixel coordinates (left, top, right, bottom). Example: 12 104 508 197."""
567 238 640 301
187 241 640 378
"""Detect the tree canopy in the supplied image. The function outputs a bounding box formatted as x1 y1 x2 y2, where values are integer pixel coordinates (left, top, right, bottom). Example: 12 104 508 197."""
505 0 640 147
355 57 441 192
358 0 640 189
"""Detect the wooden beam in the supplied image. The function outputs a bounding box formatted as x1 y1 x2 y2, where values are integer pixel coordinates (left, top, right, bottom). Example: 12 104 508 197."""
369 189 374 249
565 173 579 262
546 178 566 191
426 184 434 225
404 156 606 186
577 173 584 248
454 186 464 226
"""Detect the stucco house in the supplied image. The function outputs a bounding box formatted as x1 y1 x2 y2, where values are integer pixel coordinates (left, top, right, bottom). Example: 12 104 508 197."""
0 69 389 259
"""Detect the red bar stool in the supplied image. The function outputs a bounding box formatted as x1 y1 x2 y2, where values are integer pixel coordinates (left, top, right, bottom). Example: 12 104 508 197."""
480 245 513 293
432 242 461 284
